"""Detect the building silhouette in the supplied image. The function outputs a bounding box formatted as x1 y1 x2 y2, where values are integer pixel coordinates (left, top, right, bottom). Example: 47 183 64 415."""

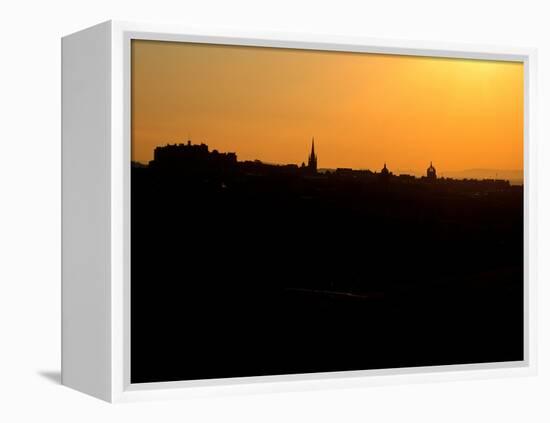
149 140 237 171
379 162 392 181
307 138 318 173
427 161 437 180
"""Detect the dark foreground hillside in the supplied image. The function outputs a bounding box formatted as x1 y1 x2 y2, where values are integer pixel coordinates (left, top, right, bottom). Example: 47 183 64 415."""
130 162 523 383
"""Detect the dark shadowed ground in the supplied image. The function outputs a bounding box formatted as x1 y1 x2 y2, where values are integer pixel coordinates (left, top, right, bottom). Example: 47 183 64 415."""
130 159 523 383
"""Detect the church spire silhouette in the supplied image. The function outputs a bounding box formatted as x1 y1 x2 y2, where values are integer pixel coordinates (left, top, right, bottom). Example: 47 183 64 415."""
307 137 318 173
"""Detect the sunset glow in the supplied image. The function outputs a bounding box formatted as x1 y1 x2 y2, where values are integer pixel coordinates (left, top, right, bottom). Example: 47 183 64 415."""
131 40 523 177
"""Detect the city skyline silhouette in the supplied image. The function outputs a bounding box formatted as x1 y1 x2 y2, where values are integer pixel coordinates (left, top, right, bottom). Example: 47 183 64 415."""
134 138 523 185
131 135 523 384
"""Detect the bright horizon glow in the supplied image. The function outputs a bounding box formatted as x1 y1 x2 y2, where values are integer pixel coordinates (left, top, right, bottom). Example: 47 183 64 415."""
131 40 523 179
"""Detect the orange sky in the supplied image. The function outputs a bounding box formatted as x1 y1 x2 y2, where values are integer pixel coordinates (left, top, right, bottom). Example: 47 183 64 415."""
131 40 523 177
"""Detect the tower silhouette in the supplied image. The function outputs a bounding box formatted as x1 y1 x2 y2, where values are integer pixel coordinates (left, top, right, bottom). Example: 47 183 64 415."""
307 137 318 173
427 161 437 180
379 162 391 182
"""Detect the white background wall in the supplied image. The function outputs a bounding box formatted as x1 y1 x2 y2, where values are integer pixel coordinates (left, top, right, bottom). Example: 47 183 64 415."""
0 0 548 421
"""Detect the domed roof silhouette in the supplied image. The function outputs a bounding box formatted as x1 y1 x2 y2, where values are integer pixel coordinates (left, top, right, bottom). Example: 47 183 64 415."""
427 161 437 179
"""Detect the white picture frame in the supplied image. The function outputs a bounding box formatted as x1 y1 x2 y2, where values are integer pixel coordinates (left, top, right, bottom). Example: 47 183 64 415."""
61 20 537 403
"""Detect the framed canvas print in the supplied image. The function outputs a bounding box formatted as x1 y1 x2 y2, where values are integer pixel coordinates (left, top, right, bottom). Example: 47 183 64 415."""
61 21 537 402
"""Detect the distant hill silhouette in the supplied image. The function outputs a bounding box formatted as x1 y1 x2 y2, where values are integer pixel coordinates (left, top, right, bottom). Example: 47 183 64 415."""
389 168 523 185
442 169 523 185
